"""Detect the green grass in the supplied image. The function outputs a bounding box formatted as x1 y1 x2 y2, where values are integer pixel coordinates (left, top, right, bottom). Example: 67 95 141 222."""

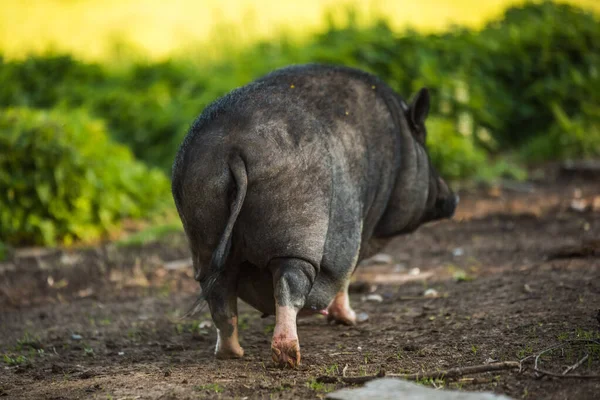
84 346 95 357
239 317 250 331
575 328 600 340
517 344 534 359
471 345 478 356
14 332 42 351
263 323 275 334
306 378 333 393
324 363 339 375
194 383 224 393
2 354 28 366
415 377 446 388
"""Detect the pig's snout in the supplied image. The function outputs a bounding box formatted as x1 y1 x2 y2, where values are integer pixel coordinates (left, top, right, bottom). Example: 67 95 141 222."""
436 194 459 219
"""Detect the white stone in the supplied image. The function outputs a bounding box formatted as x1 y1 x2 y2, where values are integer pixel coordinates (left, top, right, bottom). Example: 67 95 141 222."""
363 294 383 303
370 253 393 264
326 378 514 400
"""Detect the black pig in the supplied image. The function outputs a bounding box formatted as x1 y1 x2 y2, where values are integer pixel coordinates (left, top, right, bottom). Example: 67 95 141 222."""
171 64 458 368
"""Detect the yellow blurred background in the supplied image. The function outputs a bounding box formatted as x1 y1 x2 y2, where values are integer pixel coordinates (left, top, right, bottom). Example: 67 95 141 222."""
1 0 598 60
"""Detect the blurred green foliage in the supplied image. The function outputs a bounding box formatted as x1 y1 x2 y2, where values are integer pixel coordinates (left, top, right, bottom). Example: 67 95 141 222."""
0 108 170 246
0 1 598 246
1 1 598 171
0 240 8 261
425 117 487 181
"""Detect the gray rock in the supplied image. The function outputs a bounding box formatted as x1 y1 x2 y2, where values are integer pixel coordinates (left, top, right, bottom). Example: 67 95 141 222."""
326 378 514 400
369 253 394 265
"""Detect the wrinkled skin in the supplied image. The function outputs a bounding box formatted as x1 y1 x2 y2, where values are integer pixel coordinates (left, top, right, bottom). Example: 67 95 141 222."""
171 63 458 368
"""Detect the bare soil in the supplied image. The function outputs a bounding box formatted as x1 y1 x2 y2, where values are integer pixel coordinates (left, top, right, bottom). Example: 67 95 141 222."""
1 164 599 400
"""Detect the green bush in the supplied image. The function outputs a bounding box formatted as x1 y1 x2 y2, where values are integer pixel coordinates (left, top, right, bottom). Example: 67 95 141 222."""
465 1 600 149
0 1 598 174
0 53 104 108
0 107 171 246
425 117 487 181
519 103 600 162
0 1 598 247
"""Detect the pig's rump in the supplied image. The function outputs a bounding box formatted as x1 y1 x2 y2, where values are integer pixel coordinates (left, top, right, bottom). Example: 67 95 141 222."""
172 64 401 314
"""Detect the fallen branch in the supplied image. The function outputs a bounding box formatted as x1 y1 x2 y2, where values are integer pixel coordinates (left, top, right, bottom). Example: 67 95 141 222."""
528 339 600 380
452 377 494 386
319 340 600 386
532 368 599 380
390 362 521 381
317 361 520 385
562 354 588 375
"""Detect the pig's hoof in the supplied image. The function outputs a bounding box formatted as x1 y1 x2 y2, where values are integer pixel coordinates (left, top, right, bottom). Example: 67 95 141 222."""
271 339 301 368
215 345 244 359
327 307 357 326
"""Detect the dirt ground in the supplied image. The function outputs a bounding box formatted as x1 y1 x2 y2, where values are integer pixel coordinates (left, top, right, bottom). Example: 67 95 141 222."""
1 164 599 400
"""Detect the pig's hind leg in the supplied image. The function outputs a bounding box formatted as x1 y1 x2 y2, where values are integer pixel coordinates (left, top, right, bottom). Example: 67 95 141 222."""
269 257 317 368
204 266 244 359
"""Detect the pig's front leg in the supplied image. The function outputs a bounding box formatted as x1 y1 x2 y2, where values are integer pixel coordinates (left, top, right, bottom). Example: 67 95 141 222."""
269 257 317 368
327 280 357 325
204 267 244 359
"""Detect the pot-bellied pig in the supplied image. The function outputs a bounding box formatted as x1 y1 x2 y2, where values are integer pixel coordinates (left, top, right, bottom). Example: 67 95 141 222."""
171 63 458 368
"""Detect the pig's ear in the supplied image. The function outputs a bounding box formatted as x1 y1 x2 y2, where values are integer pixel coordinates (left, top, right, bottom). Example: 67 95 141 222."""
409 87 430 126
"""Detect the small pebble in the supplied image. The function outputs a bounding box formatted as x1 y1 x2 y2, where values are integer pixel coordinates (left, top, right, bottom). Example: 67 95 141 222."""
363 294 383 303
71 334 82 341
570 199 588 212
370 253 393 265
452 248 464 257
118 352 125 356
423 288 439 298
199 320 212 329
356 312 369 323
409 268 420 276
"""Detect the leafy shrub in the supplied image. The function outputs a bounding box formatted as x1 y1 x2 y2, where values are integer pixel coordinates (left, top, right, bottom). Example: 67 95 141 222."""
0 107 171 246
519 103 600 162
425 117 487 181
465 1 600 149
0 1 598 173
0 53 104 108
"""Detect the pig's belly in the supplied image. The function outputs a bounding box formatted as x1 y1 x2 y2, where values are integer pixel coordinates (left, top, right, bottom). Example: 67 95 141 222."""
236 263 334 316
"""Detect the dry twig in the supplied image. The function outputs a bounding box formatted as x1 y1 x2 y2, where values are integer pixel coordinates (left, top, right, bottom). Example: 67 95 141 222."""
318 340 600 387
563 354 589 376
319 339 600 387
316 361 520 385
521 339 600 380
